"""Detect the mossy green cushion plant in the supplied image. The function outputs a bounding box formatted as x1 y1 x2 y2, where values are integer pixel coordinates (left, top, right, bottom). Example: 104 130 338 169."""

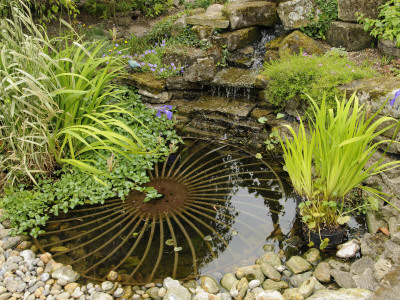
279 93 400 248
261 50 377 116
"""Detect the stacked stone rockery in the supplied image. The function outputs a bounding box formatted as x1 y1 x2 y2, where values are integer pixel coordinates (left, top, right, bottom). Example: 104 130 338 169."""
127 1 333 145
326 0 386 51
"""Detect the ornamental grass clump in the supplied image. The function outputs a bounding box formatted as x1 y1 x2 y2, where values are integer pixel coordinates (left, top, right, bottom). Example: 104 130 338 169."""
279 93 400 247
0 1 150 186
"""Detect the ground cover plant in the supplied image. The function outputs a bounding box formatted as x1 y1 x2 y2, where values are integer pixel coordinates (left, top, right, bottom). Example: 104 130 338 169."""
279 93 400 248
0 0 181 236
261 50 377 115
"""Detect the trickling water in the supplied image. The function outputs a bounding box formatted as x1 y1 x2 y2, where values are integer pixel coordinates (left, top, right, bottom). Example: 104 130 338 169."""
252 25 286 69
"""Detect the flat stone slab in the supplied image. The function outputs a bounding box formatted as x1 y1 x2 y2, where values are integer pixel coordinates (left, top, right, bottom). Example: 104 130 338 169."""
186 12 229 29
187 95 255 118
286 256 312 274
211 27 260 52
212 68 259 88
128 73 166 93
223 1 277 30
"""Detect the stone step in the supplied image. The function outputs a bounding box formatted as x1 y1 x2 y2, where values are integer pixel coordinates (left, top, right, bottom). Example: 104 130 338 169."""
170 95 256 119
212 68 259 88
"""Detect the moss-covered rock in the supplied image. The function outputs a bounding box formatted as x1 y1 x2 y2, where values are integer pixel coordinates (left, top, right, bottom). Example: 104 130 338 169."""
278 30 325 57
338 0 387 22
277 0 316 30
378 39 400 59
222 1 277 30
186 12 229 28
326 21 376 52
211 27 260 52
128 73 166 93
212 68 259 88
162 46 222 67
192 25 214 40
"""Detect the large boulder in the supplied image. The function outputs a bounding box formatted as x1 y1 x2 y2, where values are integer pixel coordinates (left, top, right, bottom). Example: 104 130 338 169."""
278 30 325 57
326 21 376 51
277 0 317 30
222 1 277 30
186 12 230 28
338 0 387 22
211 27 260 52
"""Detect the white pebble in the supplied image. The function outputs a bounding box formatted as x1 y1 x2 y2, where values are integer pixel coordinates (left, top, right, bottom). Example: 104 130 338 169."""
248 280 260 289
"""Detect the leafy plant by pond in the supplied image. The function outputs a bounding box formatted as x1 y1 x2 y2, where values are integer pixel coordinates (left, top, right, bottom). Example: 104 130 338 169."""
1 88 181 237
0 1 143 185
357 0 400 47
279 93 400 248
0 1 181 236
301 0 338 39
261 50 377 115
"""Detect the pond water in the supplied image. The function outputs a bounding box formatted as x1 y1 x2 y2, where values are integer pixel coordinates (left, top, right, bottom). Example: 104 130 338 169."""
34 138 366 285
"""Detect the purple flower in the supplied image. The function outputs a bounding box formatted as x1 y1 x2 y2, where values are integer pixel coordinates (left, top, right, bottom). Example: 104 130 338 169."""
171 63 175 66
156 105 173 120
303 52 308 56
117 51 122 54
165 110 173 120
150 68 155 72
391 90 400 106
155 43 158 46
115 43 118 47
102 54 106 57
154 64 158 68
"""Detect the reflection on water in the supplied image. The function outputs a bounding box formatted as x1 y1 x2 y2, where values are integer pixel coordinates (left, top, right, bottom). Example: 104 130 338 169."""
33 138 364 284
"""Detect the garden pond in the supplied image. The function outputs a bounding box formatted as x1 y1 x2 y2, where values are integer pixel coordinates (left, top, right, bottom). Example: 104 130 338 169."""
33 138 367 285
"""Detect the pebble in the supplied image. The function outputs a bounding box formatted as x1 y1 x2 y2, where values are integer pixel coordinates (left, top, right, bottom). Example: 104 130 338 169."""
71 290 83 298
6 281 18 293
0 293 12 300
41 273 50 281
336 239 361 259
158 287 167 297
132 294 141 300
56 292 70 300
113 288 124 298
101 281 113 292
248 280 260 289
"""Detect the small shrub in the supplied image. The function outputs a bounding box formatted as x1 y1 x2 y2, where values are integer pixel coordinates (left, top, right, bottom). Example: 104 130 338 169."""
301 0 338 39
261 51 377 114
357 0 400 47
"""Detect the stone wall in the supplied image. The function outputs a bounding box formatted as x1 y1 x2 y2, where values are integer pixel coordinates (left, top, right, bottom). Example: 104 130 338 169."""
326 0 385 51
